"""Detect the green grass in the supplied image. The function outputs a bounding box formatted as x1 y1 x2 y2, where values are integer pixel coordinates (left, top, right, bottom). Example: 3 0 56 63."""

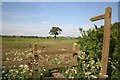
2 37 77 53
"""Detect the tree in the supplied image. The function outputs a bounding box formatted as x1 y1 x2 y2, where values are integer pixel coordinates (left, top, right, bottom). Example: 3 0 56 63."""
49 27 62 39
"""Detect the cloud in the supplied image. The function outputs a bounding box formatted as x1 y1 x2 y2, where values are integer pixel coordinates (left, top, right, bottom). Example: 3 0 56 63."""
82 25 94 31
2 23 100 37
2 23 81 37
58 25 80 37
64 28 79 37
82 25 101 31
42 21 50 24
2 24 51 36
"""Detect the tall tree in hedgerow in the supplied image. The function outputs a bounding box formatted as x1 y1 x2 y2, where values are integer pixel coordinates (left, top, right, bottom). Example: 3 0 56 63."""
49 27 62 39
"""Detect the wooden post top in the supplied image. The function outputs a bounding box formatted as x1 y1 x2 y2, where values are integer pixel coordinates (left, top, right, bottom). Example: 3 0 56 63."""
90 7 112 22
73 43 79 53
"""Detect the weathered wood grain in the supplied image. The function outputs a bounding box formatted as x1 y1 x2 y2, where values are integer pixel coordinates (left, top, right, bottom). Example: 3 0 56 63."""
100 7 112 79
90 14 105 22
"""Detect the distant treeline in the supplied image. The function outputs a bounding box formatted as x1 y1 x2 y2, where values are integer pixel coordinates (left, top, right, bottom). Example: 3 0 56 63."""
1 35 77 39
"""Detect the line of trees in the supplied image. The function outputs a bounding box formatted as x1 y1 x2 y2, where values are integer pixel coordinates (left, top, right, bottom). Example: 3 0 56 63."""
1 35 76 39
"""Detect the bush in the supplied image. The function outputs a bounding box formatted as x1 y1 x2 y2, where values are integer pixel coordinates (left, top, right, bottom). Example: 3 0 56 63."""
76 22 120 79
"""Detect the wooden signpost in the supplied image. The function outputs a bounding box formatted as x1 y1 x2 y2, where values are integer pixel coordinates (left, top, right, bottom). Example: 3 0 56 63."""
90 7 112 79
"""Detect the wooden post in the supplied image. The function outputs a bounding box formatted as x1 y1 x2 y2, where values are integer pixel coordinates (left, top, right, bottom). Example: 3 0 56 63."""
73 43 78 66
33 44 38 62
73 43 79 53
73 53 78 66
100 7 112 79
32 44 39 78
34 44 39 78
90 7 112 79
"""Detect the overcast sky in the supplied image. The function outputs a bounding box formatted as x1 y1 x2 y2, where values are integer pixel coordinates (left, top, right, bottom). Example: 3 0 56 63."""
1 2 118 37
